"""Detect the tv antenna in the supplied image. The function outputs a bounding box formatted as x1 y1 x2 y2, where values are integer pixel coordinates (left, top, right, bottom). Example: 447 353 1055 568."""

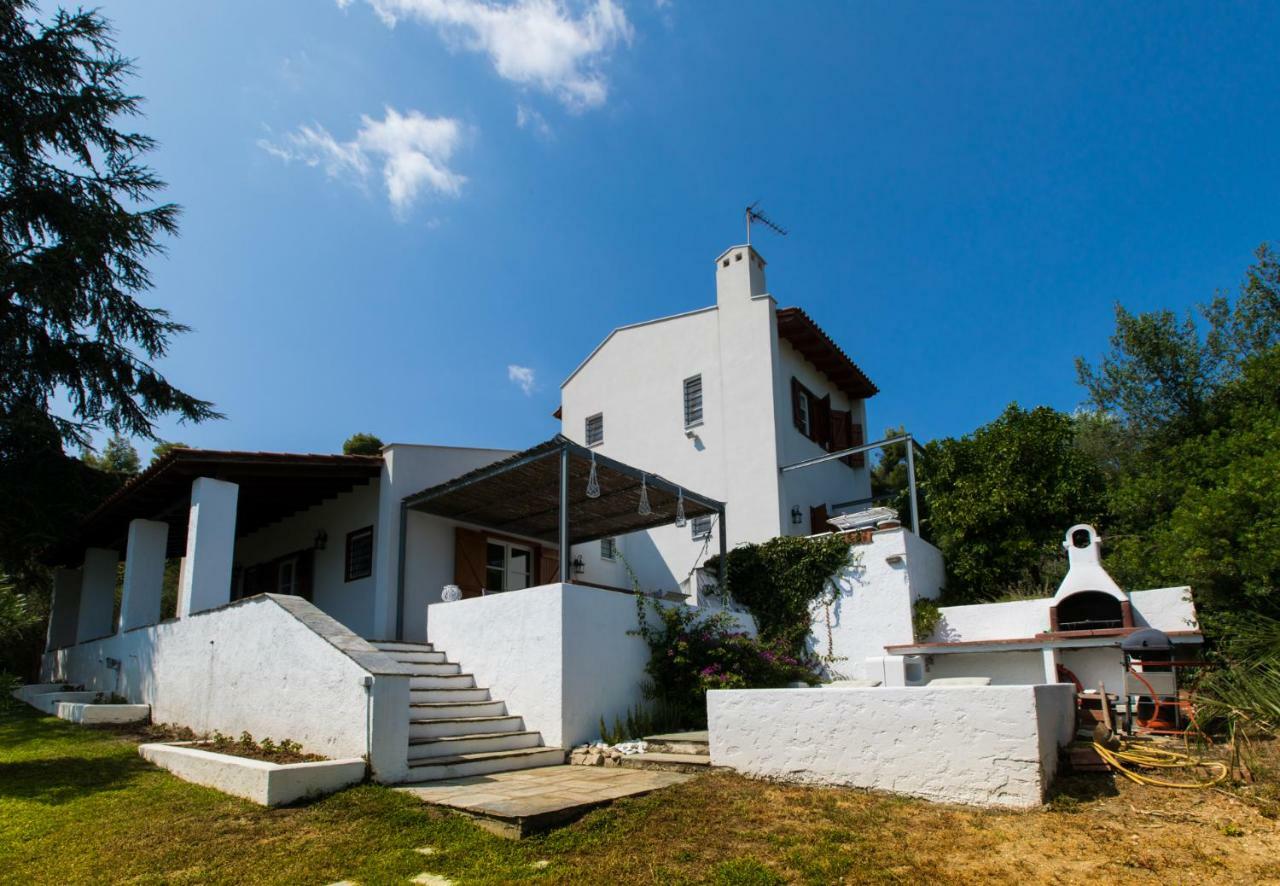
745 202 788 246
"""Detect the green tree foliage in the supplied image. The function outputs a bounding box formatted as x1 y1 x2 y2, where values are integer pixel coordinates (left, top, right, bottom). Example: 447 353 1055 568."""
0 1 218 449
920 405 1107 602
342 433 384 456
82 434 140 476
151 440 189 463
869 424 916 522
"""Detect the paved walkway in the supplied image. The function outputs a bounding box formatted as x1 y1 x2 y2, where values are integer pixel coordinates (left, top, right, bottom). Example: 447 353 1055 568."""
398 764 692 838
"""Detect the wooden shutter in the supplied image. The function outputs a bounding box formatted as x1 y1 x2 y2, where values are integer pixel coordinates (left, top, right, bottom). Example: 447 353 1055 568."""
295 550 315 602
848 420 865 468
790 377 805 432
536 545 560 584
830 409 850 451
453 528 487 599
815 394 832 448
809 504 830 535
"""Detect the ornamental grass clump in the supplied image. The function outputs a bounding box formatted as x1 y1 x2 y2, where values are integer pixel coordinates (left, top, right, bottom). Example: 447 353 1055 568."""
632 596 819 728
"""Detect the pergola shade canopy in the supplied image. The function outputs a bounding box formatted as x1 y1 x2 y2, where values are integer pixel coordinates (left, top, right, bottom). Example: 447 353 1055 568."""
47 450 384 565
404 436 723 546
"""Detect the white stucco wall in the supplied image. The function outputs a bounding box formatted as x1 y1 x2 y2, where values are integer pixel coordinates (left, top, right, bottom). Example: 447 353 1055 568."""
925 651 1048 685
233 482 380 637
559 245 874 594
428 583 754 749
707 684 1076 808
40 594 411 781
372 443 516 641
810 528 945 679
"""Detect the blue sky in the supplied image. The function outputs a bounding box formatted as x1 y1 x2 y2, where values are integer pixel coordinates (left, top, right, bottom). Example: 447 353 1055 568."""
90 0 1279 457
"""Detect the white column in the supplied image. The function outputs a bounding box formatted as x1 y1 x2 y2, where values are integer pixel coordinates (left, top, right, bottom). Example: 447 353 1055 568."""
46 568 82 650
1041 647 1061 684
120 518 168 631
178 477 239 617
77 547 119 643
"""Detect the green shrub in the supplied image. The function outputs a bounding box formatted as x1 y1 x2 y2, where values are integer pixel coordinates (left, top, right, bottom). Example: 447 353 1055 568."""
631 595 819 728
912 598 942 643
707 534 853 655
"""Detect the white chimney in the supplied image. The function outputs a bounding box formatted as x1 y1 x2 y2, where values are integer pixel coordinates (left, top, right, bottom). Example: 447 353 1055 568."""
714 245 767 307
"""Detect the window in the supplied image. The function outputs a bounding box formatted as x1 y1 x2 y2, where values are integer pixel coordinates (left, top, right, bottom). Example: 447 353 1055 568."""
585 412 604 447
344 526 374 582
277 559 296 595
485 540 533 593
795 388 810 436
791 377 832 448
600 537 617 560
683 374 703 428
691 515 713 539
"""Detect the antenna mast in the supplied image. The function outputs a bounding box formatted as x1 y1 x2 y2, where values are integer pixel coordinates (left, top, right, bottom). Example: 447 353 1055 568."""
745 201 788 246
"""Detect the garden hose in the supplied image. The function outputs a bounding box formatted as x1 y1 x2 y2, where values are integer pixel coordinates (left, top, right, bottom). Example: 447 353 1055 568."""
1091 739 1228 789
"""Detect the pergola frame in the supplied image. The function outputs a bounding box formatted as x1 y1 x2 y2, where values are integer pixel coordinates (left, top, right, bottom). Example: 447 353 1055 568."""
397 435 727 638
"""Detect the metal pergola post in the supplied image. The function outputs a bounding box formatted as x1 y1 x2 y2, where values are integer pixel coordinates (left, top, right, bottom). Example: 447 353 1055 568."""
904 438 920 536
717 506 728 591
558 444 570 582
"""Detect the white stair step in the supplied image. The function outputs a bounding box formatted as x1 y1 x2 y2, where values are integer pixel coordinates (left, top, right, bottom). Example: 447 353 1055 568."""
408 731 542 760
410 673 475 690
410 715 524 739
393 651 448 665
405 747 565 781
409 699 507 720
402 662 461 677
371 640 435 653
410 687 491 704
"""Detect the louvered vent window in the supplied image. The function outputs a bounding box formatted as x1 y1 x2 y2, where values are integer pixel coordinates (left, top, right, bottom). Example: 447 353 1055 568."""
691 515 713 539
585 413 604 447
683 374 703 428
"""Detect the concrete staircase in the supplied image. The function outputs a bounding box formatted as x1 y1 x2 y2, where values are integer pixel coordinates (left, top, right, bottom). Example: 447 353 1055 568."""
370 640 564 781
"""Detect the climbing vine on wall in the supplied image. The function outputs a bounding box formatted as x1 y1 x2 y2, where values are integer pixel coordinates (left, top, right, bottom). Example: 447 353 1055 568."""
707 533 856 655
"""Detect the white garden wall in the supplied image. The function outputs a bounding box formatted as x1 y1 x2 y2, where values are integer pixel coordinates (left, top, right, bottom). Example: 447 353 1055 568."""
811 528 944 679
707 684 1076 808
41 594 412 781
428 582 754 748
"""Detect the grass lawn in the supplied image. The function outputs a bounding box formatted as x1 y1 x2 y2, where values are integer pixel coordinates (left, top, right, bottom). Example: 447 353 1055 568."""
2 706 1279 885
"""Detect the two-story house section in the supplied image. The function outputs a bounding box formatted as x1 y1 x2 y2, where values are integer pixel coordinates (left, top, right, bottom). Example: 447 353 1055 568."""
559 244 878 595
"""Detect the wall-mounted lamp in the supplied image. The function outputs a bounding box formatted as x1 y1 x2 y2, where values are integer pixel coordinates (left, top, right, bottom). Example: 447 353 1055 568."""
313 530 328 551
885 553 906 566
572 555 586 578
790 506 803 526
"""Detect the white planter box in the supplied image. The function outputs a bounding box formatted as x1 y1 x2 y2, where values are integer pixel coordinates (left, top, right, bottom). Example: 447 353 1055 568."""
138 742 366 806
24 691 101 715
55 702 150 724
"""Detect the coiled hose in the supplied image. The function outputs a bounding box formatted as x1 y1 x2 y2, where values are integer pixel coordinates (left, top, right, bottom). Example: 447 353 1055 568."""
1092 739 1228 788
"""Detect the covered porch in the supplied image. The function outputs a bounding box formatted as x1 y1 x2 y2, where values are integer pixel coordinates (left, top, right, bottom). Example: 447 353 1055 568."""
42 449 385 649
397 435 726 640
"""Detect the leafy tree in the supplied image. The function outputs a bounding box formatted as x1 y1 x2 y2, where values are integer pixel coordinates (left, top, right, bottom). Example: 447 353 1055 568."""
0 1 218 448
920 404 1107 602
151 440 188 463
342 433 383 455
869 424 919 527
82 434 140 476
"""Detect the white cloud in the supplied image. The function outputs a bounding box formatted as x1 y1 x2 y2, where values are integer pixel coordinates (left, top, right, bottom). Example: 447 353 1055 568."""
259 107 466 216
516 103 552 139
344 0 633 111
507 364 536 395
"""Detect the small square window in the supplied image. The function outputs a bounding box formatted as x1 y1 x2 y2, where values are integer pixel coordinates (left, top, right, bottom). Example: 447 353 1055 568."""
585 412 604 447
600 537 616 560
344 526 374 582
691 515 713 540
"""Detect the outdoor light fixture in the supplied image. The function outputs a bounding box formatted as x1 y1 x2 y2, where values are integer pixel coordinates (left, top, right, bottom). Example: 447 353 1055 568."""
313 529 328 551
572 555 586 577
790 506 803 525
637 474 652 516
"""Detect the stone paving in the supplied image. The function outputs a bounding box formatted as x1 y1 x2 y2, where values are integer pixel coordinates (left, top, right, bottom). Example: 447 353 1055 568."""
397 764 692 837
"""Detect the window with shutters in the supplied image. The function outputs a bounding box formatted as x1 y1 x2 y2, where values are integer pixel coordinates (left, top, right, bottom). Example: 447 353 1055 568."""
485 540 533 592
585 412 604 447
691 514 713 539
344 526 374 581
683 374 703 428
600 537 616 560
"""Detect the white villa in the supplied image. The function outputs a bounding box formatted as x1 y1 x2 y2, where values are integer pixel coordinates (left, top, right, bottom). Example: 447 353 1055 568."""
32 243 1202 805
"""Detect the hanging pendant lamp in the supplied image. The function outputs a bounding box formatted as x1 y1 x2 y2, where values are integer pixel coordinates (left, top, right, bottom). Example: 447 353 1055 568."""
675 487 687 527
637 474 652 516
585 451 601 499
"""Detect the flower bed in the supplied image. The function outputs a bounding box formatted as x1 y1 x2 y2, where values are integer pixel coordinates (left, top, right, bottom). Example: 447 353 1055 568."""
138 742 365 807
